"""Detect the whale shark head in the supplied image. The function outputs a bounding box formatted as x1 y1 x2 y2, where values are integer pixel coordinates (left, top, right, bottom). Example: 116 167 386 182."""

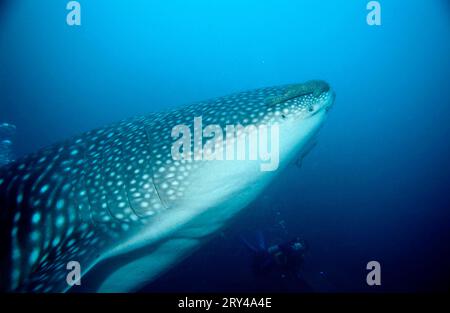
264 80 334 118
259 79 335 163
259 79 335 168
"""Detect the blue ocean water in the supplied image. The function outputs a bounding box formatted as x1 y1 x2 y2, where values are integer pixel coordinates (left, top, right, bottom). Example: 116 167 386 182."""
0 0 449 292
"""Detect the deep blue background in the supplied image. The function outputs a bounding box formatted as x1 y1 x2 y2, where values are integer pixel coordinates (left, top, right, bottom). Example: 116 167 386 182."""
1 0 449 292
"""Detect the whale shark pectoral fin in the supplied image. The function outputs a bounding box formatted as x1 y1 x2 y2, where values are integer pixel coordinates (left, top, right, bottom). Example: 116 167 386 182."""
21 233 105 293
95 237 199 292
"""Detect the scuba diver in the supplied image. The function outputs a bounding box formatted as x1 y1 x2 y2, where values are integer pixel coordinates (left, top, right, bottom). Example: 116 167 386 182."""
241 232 337 292
241 232 308 278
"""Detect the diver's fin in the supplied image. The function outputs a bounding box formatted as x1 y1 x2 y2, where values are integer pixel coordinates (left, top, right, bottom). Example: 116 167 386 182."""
0 123 16 167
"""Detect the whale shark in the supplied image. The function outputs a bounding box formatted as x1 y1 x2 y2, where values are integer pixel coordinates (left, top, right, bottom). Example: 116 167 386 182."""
0 123 16 167
0 80 335 292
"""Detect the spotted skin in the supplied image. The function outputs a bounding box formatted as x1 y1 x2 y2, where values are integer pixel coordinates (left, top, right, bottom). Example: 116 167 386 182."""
0 80 335 292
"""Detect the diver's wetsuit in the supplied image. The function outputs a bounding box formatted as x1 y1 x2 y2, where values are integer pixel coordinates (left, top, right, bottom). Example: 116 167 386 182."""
251 237 307 277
